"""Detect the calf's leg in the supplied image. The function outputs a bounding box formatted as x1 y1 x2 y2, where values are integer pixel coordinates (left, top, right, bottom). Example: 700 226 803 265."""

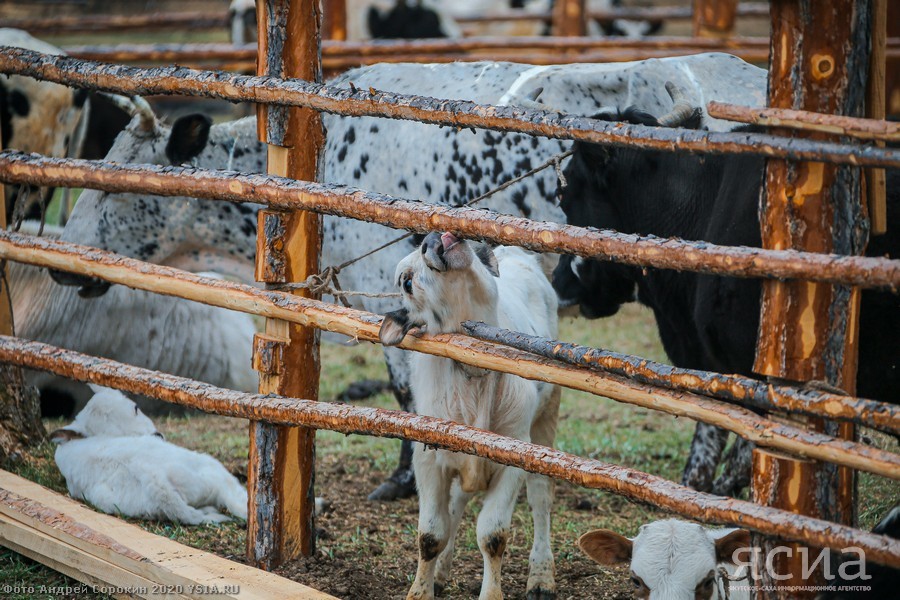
712 435 753 496
477 466 525 600
526 387 560 599
408 445 451 600
434 480 473 594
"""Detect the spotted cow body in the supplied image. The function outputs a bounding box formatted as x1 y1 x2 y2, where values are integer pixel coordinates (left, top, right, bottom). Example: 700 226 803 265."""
56 54 766 499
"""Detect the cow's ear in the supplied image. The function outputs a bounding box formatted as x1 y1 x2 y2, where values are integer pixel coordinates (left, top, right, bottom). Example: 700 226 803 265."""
379 309 421 346
49 428 84 444
714 529 751 565
166 113 212 164
578 529 633 565
475 244 499 277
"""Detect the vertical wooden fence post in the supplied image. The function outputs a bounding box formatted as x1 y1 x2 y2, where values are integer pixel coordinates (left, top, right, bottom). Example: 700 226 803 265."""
886 2 900 117
552 0 586 37
752 2 871 597
868 0 887 235
692 0 738 39
322 0 346 41
248 0 324 570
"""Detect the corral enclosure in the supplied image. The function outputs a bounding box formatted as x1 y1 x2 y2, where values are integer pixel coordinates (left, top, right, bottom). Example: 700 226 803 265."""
0 1 898 600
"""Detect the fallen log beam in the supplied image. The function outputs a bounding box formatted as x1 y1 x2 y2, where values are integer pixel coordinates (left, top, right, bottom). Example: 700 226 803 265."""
460 321 900 436
1 152 898 290
0 230 898 481
0 337 897 567
1 48 899 170
708 101 900 142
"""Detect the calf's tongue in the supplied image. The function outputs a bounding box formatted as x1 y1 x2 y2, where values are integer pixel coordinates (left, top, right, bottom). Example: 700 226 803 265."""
441 232 460 251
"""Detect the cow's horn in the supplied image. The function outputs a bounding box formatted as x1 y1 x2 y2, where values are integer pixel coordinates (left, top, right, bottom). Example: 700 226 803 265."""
130 96 157 132
98 93 158 132
657 81 700 127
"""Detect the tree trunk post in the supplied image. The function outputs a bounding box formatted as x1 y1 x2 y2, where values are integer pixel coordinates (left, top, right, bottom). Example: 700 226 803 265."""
552 0 586 37
692 0 738 39
752 2 871 597
868 0 887 234
248 0 324 570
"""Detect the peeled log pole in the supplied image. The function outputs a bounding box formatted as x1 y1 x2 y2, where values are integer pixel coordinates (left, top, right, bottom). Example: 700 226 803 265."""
0 230 898 481
708 101 900 142
460 321 900 436
692 0 738 38
248 0 324 568
1 153 898 291
752 2 872 595
2 48 900 170
0 337 897 569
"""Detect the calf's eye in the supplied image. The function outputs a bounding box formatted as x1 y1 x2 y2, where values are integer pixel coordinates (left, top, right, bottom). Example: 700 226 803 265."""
403 277 413 295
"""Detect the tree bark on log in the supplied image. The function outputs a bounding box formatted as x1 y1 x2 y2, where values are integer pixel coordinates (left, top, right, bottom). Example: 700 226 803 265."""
752 2 872 596
0 130 44 463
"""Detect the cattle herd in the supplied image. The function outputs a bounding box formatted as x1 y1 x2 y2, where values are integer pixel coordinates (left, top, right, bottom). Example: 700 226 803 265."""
0 5 898 600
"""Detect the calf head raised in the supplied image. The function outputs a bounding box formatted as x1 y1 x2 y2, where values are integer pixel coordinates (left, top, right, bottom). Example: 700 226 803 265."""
379 231 499 345
579 519 750 600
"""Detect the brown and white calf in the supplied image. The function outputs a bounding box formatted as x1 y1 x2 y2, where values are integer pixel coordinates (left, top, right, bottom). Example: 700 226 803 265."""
579 519 751 600
380 232 560 600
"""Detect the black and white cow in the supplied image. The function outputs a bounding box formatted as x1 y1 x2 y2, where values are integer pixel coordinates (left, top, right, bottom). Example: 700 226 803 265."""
50 54 766 500
552 109 900 496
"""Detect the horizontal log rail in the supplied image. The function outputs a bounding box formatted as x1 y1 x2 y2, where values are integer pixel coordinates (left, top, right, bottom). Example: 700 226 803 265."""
1 12 230 35
460 321 900 436
1 230 898 481
1 152 898 290
2 48 900 170
62 37 775 62
1 336 897 568
453 3 769 24
708 101 900 142
61 38 900 66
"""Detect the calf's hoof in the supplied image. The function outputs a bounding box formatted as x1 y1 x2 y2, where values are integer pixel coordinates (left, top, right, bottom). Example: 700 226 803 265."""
367 467 416 501
525 587 557 600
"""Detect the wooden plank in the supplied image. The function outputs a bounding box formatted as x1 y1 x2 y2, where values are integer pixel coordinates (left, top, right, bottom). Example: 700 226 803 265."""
752 1 871 597
0 470 336 600
0 513 186 600
250 0 324 569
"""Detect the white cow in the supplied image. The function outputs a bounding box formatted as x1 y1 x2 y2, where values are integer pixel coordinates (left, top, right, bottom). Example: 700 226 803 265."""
52 386 248 524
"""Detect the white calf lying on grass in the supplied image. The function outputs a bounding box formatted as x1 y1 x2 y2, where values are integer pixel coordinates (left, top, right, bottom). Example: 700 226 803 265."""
579 519 751 600
52 386 247 524
380 232 560 600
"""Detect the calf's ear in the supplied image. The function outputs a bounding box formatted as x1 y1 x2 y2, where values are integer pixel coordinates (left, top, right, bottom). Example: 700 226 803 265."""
379 309 421 346
475 244 500 277
166 113 212 164
578 529 633 565
49 428 84 444
714 529 751 565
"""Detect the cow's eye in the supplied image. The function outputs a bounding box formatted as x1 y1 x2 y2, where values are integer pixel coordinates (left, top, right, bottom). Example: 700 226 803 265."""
403 277 413 295
631 576 641 588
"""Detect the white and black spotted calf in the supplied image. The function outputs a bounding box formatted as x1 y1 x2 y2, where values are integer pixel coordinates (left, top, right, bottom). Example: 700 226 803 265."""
53 54 765 500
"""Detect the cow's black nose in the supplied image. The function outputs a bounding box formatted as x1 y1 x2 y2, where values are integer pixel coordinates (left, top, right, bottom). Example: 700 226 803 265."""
48 268 112 298
422 231 444 256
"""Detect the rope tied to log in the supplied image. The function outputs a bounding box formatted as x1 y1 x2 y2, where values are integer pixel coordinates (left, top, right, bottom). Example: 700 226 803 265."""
716 565 749 600
272 148 575 304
